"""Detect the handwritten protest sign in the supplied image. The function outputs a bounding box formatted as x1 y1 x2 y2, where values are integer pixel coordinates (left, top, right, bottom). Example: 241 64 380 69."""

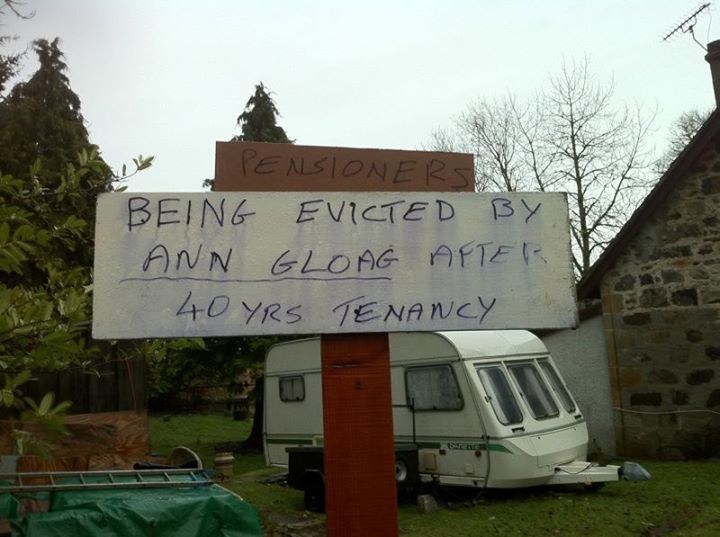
92 192 576 339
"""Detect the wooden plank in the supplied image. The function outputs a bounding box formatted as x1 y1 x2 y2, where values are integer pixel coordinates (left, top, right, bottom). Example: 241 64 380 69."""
214 142 474 192
62 411 149 467
0 411 149 471
17 456 87 474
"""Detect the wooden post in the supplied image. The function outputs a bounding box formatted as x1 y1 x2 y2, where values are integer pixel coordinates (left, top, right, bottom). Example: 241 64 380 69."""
213 142 474 536
321 334 396 535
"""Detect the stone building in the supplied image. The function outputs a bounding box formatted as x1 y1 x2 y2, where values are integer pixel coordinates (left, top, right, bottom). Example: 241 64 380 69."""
574 42 720 459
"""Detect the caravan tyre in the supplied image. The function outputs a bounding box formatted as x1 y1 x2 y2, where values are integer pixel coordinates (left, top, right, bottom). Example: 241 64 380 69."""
303 471 326 513
583 482 605 493
395 458 409 482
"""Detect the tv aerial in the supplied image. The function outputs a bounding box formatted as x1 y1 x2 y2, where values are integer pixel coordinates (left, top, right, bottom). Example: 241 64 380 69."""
663 3 712 50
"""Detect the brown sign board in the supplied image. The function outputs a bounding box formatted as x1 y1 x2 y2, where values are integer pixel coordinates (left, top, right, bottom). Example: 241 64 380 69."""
214 141 474 192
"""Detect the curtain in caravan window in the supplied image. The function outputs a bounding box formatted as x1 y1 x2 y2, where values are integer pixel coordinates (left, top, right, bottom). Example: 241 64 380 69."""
475 366 523 425
279 376 305 402
406 365 463 410
508 363 559 419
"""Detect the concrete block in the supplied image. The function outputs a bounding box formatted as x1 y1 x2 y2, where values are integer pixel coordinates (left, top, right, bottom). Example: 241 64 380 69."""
417 494 439 514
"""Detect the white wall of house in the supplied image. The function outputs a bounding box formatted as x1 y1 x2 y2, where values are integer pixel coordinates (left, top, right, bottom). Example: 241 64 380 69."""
541 315 616 459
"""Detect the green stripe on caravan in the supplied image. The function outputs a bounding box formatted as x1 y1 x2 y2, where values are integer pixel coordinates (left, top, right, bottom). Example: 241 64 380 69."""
445 442 512 453
266 438 314 445
268 437 511 453
417 441 512 453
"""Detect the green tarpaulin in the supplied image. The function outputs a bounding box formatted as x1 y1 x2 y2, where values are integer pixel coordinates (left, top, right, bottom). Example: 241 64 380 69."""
1 482 262 537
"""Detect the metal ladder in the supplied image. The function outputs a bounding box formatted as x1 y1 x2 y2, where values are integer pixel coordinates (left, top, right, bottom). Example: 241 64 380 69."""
0 468 212 493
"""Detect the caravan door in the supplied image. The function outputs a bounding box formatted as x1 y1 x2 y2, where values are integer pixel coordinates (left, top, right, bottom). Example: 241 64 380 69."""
392 361 491 488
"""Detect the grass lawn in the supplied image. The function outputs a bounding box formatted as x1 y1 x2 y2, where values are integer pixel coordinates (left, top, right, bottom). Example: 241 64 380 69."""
148 412 263 474
149 413 720 536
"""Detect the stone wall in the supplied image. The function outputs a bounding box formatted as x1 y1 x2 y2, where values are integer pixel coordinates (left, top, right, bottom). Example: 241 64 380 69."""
601 141 720 459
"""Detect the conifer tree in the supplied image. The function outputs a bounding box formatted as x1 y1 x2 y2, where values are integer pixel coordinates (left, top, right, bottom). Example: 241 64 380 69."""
0 34 152 422
233 83 293 449
0 1 30 94
0 39 107 191
0 38 113 281
189 83 293 450
232 83 292 143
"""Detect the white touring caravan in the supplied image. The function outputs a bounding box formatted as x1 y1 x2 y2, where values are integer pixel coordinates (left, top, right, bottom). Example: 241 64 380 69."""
264 330 625 496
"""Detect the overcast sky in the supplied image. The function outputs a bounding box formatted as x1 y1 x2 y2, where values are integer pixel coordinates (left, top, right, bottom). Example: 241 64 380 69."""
3 1 717 192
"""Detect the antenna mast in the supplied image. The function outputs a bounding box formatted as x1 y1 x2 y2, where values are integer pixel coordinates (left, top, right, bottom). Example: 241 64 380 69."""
663 3 711 50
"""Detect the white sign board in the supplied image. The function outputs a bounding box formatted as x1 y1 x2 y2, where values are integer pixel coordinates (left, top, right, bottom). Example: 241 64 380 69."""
93 192 577 338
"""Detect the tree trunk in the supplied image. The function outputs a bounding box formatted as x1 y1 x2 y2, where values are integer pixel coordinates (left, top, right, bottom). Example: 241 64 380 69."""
243 375 264 451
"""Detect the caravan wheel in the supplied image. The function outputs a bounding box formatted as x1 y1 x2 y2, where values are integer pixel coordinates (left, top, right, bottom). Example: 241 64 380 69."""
302 470 326 513
583 482 605 493
395 458 409 482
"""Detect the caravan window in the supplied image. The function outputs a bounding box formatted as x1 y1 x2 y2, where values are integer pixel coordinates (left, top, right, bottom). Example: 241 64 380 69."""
405 365 463 411
279 376 305 402
508 363 559 419
538 359 576 413
475 366 523 425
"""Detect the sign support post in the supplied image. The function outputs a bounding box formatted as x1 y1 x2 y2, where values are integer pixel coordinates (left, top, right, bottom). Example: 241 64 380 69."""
321 333 396 535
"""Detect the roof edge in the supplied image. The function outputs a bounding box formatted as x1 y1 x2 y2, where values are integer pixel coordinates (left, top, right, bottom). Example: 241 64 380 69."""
577 107 720 299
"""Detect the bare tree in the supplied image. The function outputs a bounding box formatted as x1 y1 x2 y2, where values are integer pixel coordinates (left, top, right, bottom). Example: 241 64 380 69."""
654 108 711 174
429 59 655 276
424 126 458 153
0 1 34 97
545 60 655 273
1 0 34 19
